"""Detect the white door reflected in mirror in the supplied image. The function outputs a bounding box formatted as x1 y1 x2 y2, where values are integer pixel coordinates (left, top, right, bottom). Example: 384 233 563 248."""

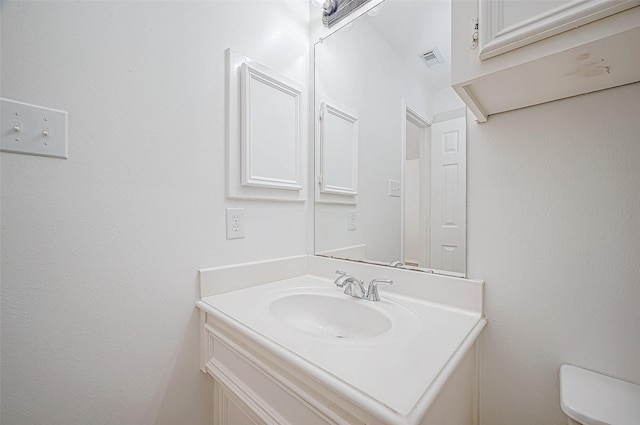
429 117 466 273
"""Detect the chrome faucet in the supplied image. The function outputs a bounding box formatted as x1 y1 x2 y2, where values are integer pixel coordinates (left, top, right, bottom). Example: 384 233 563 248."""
344 277 367 298
365 278 393 301
333 271 393 302
334 270 366 298
333 270 354 287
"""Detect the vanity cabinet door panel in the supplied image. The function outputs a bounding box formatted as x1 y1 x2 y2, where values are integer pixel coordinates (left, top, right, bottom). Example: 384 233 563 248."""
214 380 265 425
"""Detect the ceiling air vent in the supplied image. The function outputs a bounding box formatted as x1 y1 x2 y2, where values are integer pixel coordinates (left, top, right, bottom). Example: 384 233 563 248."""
419 48 444 68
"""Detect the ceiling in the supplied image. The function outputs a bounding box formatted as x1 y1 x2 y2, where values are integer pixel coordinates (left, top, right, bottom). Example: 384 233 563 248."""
360 0 452 90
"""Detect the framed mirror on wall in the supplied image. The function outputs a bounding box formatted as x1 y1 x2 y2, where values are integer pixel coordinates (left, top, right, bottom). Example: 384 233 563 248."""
313 0 468 277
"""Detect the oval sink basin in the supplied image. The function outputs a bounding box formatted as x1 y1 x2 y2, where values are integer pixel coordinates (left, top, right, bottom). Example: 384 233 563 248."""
269 294 392 339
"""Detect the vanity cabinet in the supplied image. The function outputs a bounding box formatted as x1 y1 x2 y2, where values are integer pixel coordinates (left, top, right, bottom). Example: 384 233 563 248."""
203 315 479 425
451 0 640 121
196 256 486 425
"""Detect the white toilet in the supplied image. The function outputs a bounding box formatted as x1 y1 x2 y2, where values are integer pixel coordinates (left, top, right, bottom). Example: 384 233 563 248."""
560 364 640 425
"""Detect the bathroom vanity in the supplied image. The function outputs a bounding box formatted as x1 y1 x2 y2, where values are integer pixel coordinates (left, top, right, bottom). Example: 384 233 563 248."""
197 255 485 425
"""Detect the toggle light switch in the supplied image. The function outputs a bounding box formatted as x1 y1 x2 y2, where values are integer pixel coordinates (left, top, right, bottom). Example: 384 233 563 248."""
1 98 68 159
348 210 357 230
389 179 401 197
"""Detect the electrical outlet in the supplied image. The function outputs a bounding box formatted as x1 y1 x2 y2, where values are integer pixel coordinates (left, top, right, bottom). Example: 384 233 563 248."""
348 210 357 230
226 208 244 239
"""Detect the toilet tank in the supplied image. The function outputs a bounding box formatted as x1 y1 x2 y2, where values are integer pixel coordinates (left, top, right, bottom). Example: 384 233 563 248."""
560 365 640 425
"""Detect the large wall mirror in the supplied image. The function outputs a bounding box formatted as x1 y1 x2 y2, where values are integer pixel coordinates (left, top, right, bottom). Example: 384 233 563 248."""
314 0 468 277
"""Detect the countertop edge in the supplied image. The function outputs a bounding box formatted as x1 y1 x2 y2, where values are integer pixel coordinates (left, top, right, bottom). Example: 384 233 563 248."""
407 317 487 425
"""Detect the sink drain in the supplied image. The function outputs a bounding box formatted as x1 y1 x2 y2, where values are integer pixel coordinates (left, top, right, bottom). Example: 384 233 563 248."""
336 335 345 339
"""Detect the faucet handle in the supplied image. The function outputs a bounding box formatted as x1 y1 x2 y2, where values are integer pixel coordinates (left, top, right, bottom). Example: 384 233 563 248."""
366 278 393 301
334 270 352 287
343 278 366 298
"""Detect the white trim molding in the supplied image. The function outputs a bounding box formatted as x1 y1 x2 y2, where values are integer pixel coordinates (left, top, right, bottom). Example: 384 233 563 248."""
240 62 304 191
319 101 359 196
226 48 308 201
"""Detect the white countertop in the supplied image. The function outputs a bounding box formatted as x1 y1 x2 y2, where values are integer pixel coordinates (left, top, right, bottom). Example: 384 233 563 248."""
198 273 485 425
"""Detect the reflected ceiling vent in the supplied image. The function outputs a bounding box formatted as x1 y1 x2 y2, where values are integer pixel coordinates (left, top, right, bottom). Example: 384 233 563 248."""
419 48 445 68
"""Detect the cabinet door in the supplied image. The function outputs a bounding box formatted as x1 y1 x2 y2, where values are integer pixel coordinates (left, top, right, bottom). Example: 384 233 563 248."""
214 380 265 425
479 0 640 59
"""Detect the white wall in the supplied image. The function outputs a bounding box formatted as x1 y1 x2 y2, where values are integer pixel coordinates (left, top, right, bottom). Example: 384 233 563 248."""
403 159 421 264
467 82 640 425
433 86 466 118
0 2 308 424
314 16 433 262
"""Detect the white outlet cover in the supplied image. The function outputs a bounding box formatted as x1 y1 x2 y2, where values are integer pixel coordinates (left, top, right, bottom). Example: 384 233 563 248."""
1 98 68 159
226 208 245 239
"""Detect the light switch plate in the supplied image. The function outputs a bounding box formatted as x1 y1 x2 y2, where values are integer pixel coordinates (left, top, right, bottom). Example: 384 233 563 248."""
1 98 68 159
389 179 401 197
348 210 357 230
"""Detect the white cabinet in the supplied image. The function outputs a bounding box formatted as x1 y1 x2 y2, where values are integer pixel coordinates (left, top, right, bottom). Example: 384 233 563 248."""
452 0 640 121
478 0 638 59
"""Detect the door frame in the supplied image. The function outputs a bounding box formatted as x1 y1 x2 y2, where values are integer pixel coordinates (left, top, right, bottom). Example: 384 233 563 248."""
400 102 432 267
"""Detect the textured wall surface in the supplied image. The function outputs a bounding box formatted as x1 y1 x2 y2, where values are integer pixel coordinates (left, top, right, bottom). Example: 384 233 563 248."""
467 83 640 425
0 2 308 424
